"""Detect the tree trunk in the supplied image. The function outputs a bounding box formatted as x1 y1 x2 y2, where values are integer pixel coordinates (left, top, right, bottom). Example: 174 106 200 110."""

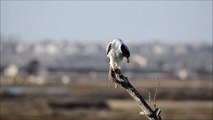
109 68 162 120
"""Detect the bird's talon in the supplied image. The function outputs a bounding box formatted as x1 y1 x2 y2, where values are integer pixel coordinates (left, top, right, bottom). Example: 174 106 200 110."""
114 68 121 74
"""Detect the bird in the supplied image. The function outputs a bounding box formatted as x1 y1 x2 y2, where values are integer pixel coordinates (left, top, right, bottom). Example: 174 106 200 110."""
106 38 130 88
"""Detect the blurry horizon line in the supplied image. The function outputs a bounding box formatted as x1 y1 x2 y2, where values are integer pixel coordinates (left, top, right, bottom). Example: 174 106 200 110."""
1 34 212 45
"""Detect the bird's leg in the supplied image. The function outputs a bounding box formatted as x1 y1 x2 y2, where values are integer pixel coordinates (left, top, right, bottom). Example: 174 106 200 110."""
109 67 118 88
114 67 121 74
110 67 116 78
108 67 114 88
109 67 119 88
113 67 125 81
114 67 121 88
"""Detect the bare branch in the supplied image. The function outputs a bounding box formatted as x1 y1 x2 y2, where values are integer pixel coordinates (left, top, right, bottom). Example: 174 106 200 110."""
149 91 151 107
153 76 160 109
109 68 162 120
145 90 152 107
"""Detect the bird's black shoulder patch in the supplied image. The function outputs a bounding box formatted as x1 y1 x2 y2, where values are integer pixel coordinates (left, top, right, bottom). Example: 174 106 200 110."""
106 43 112 55
121 44 130 57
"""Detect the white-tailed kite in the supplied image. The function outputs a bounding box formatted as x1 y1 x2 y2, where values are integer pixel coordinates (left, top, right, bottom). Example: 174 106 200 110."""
106 38 130 72
106 38 130 88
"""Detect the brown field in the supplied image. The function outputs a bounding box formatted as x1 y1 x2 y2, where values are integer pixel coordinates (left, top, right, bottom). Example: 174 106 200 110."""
0 79 212 120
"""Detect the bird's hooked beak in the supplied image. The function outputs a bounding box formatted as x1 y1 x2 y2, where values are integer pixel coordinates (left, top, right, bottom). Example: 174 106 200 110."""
127 57 130 63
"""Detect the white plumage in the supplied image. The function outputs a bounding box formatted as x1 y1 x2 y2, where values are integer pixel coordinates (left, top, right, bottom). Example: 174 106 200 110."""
106 38 130 71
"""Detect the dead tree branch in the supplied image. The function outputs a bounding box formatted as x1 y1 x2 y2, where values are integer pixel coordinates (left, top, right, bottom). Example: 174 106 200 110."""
109 68 162 120
153 77 160 109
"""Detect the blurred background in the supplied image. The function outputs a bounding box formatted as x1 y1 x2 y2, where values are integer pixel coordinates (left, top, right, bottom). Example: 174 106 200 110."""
0 1 212 120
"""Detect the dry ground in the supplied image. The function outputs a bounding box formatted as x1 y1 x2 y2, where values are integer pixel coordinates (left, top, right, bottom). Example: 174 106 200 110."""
1 79 212 120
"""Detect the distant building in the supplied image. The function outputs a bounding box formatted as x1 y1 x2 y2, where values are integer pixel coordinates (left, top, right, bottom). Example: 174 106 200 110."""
33 44 45 54
0 40 212 81
64 44 80 55
131 54 147 68
176 69 188 80
152 44 166 55
84 44 99 55
4 64 18 77
174 45 187 54
45 43 58 54
16 44 26 53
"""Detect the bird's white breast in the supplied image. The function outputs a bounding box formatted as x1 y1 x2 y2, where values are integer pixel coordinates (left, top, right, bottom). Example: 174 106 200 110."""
107 40 124 64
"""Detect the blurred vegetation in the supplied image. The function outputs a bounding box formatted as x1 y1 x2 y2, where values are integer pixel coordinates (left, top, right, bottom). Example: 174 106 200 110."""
1 76 212 120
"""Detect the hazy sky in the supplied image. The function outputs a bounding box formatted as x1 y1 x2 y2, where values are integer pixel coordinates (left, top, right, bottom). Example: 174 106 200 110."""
1 1 212 43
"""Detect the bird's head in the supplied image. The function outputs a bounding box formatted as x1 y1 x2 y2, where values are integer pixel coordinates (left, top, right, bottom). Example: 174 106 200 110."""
126 57 130 63
113 38 123 43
